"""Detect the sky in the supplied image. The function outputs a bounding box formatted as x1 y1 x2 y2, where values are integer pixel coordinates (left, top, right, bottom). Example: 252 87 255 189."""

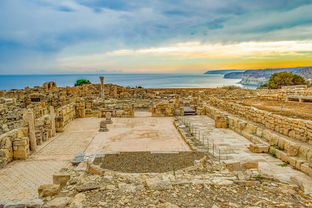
1 0 312 74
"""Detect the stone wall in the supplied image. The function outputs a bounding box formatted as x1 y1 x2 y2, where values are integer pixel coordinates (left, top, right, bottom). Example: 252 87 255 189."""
205 104 312 177
206 97 312 144
34 114 55 145
55 103 76 132
0 98 25 135
0 127 29 168
93 151 204 173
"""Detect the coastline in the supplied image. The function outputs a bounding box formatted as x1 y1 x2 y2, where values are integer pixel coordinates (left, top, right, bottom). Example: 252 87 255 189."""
0 73 252 90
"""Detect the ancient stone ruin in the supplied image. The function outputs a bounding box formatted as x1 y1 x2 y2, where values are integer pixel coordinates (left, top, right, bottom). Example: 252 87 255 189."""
0 78 312 207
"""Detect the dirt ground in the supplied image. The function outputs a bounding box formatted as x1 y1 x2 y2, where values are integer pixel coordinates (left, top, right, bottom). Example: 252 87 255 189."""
237 98 312 120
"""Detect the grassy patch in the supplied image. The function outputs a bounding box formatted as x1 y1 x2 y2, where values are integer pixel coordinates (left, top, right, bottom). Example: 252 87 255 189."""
278 162 289 167
269 149 277 158
271 144 284 151
254 174 263 181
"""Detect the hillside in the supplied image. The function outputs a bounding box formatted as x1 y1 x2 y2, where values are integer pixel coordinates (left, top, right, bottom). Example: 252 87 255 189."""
204 70 245 75
223 67 312 86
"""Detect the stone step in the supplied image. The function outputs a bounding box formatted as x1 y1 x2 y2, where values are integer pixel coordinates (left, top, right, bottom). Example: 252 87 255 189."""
205 104 312 179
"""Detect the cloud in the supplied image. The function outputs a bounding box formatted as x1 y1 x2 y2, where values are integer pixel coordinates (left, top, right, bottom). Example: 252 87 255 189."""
0 0 312 73
58 41 312 73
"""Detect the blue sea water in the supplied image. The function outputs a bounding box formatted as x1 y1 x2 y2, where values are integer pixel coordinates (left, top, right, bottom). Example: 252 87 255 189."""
0 74 254 90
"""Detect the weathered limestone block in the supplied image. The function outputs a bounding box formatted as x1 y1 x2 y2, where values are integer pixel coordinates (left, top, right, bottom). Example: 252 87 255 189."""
248 144 269 153
145 178 172 190
215 115 229 128
86 163 105 175
277 137 287 150
284 142 299 156
0 149 11 168
53 173 70 187
69 193 86 208
105 112 112 124
244 123 257 134
240 160 258 170
275 149 289 163
35 130 43 145
288 156 297 167
290 176 312 194
99 120 108 132
295 159 305 170
38 184 60 198
13 137 30 159
23 110 37 151
224 160 241 171
301 163 312 177
3 199 43 208
255 128 263 137
43 197 72 208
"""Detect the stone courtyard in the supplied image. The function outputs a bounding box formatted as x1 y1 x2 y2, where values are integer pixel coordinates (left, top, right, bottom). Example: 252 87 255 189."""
0 80 312 207
0 112 190 202
86 112 190 153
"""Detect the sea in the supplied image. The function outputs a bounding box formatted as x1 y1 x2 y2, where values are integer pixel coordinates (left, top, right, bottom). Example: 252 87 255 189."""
0 73 255 90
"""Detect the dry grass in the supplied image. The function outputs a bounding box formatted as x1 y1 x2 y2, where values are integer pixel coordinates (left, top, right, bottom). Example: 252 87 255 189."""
238 98 312 120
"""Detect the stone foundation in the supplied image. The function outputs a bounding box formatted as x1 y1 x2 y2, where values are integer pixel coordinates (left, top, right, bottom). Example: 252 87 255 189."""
205 104 312 178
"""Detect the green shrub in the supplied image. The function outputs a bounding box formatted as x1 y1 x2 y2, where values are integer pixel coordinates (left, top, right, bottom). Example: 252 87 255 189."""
75 79 91 86
278 162 289 167
261 72 307 89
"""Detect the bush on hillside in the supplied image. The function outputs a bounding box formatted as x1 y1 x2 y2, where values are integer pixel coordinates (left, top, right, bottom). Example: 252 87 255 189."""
75 79 91 86
260 72 307 89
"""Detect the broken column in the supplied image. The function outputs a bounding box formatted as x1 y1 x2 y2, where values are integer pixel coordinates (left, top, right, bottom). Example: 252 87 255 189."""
99 76 105 99
13 137 30 159
113 85 118 98
50 106 56 137
23 110 37 151
105 112 112 124
99 120 108 132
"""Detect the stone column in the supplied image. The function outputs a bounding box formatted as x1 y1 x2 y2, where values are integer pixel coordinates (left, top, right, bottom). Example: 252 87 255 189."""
99 76 105 99
99 120 108 132
113 86 118 98
23 110 37 151
50 106 56 137
105 112 112 124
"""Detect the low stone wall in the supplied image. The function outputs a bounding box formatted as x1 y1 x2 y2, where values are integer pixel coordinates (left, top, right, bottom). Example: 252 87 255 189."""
205 104 312 177
0 127 29 168
206 97 312 144
34 114 55 145
93 151 204 173
55 103 76 132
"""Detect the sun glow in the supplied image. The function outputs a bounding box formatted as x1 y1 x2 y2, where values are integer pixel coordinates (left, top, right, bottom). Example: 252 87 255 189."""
59 41 312 73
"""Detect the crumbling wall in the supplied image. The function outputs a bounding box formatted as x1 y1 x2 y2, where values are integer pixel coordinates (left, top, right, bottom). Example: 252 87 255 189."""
0 127 29 168
0 98 25 135
55 103 76 132
206 97 312 144
205 104 312 177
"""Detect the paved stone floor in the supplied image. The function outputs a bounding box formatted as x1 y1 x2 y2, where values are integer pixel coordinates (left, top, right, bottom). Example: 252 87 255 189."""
0 118 98 202
0 113 189 202
85 113 190 153
2 114 310 202
179 115 312 192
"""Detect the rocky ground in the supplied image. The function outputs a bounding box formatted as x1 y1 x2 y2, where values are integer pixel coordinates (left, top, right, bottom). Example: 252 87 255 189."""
40 158 312 208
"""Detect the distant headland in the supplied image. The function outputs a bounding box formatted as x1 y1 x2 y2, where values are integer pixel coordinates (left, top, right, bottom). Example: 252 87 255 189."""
205 67 312 86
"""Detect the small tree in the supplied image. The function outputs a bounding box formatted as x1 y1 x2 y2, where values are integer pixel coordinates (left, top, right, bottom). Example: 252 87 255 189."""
261 72 307 89
75 79 91 86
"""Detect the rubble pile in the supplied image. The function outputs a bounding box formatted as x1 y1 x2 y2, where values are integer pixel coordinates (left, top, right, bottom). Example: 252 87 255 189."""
40 160 312 208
